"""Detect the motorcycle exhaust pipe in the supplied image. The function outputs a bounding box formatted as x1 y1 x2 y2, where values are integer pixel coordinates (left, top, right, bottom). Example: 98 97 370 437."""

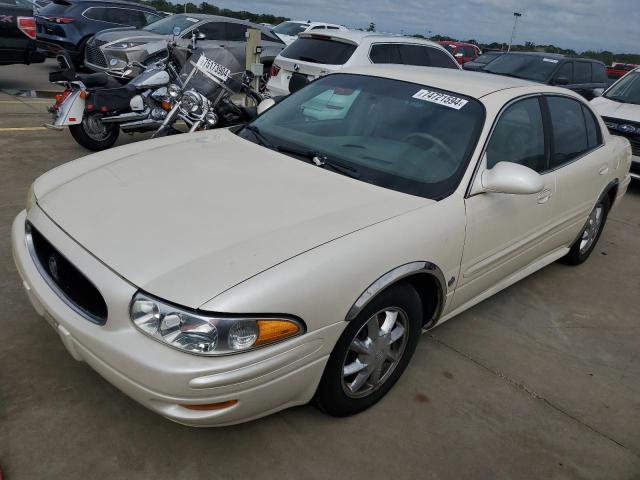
101 110 150 124
120 119 163 132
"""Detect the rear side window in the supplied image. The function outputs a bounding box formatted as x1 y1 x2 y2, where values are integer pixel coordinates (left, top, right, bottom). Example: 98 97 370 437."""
486 97 546 172
370 44 458 69
592 63 607 83
281 37 356 65
84 7 146 26
574 62 591 83
547 96 590 167
582 105 602 149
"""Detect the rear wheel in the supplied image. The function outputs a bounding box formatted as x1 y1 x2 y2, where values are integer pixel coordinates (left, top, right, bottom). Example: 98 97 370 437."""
315 281 422 417
562 195 610 265
69 114 119 151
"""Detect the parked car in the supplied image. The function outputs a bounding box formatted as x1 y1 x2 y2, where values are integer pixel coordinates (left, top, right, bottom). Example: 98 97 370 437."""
12 66 631 426
35 0 164 66
0 0 45 65
462 50 504 71
267 31 459 96
438 41 480 65
591 66 640 180
84 14 284 79
606 63 638 85
483 52 608 100
272 20 347 45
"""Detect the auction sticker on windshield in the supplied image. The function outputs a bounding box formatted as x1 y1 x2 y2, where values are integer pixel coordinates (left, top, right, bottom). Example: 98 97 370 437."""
196 55 231 82
412 89 468 110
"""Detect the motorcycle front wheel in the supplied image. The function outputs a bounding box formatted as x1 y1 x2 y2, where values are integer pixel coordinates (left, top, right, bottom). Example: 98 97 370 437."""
69 114 119 151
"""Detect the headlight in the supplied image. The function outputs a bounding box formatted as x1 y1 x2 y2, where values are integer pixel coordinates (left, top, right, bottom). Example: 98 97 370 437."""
130 292 304 355
110 41 147 49
167 84 181 98
26 183 36 211
180 90 204 114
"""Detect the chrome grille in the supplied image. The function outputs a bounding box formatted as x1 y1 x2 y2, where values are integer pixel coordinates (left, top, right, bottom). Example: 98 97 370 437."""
602 116 640 157
85 39 108 67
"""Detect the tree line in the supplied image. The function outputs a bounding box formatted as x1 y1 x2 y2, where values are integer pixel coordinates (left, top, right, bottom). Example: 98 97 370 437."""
141 0 289 25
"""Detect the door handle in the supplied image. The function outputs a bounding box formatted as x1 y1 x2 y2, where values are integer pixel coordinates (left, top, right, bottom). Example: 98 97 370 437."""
599 165 609 175
537 189 552 204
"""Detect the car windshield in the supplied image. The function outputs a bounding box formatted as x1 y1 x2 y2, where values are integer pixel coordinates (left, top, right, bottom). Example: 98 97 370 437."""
604 71 640 105
144 14 200 35
273 21 308 36
484 54 559 82
475 52 501 65
239 74 484 200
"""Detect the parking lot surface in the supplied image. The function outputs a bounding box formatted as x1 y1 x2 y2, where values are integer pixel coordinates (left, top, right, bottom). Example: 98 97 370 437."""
0 63 639 480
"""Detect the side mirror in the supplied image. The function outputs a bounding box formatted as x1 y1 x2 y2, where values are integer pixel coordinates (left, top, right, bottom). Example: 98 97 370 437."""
554 76 569 86
257 98 276 115
197 32 206 40
480 161 544 195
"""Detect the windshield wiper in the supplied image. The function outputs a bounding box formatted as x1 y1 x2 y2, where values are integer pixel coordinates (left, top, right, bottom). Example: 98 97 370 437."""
278 145 360 179
243 124 278 151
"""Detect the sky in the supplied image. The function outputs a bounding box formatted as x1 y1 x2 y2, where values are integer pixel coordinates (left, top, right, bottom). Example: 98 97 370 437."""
207 0 639 53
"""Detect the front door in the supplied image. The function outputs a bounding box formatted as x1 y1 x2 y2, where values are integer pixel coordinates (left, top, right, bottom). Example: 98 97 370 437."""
451 96 558 310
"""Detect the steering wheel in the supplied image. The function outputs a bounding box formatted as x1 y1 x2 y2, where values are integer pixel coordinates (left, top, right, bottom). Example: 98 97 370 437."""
401 132 458 167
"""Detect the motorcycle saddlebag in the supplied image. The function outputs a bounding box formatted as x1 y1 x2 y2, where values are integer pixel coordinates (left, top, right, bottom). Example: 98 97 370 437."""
85 85 137 113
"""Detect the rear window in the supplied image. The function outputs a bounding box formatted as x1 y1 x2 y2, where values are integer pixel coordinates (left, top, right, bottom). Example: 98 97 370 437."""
281 37 356 65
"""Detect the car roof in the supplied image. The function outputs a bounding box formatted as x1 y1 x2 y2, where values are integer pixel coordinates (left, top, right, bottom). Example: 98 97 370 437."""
339 64 541 98
502 51 605 65
299 30 446 48
167 13 272 30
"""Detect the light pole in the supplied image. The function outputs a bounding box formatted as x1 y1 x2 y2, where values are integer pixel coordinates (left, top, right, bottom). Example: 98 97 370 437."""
508 12 522 52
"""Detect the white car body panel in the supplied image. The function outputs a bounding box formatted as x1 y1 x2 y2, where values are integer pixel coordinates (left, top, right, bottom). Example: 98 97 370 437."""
274 21 348 46
12 65 632 426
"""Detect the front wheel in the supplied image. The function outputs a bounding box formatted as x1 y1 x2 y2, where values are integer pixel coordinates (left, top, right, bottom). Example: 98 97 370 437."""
69 114 119 151
562 195 611 265
315 281 422 417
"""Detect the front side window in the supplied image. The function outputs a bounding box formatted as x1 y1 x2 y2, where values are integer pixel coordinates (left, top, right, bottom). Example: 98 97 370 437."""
280 37 356 65
240 74 484 199
547 96 590 168
143 12 162 26
486 97 546 172
554 62 573 83
198 22 225 40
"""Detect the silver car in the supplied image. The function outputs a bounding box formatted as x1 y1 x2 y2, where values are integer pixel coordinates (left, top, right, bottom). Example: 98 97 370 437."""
84 13 285 79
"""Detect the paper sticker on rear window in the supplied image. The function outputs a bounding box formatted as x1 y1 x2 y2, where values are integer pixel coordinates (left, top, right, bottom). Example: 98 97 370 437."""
186 17 199 22
412 89 468 110
543 58 559 63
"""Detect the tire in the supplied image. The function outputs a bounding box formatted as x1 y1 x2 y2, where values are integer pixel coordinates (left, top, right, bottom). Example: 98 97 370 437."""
69 114 119 151
315 281 422 417
562 194 611 265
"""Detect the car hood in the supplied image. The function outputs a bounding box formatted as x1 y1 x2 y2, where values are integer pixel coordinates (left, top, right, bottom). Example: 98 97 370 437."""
591 96 640 123
94 27 164 44
36 130 428 308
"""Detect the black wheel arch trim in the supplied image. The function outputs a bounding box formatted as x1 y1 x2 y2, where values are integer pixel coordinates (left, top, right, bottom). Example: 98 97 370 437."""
345 261 447 328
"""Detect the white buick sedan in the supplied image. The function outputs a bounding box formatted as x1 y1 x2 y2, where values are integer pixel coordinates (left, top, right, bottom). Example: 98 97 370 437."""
12 66 632 426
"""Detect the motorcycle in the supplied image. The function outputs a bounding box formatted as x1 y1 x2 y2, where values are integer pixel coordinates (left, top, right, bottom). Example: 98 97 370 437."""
45 44 189 151
152 47 264 139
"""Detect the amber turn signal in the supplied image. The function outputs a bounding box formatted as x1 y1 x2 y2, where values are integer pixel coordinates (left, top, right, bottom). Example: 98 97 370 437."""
255 320 300 346
180 400 238 411
161 100 172 111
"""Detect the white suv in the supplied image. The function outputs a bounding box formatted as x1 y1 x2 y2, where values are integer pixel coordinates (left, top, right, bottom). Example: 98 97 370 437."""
266 31 460 97
272 21 348 45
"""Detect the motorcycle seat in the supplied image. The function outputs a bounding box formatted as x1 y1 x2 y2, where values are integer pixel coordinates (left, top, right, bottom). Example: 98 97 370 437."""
76 72 122 89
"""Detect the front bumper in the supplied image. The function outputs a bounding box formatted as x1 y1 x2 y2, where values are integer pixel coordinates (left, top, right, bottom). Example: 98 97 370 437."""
12 207 340 426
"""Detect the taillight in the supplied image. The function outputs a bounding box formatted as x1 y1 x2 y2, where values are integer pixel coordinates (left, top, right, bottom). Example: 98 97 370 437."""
17 17 36 39
269 64 281 77
51 88 71 110
42 16 75 24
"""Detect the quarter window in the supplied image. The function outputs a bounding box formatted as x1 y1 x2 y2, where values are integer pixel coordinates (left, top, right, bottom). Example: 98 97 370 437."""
486 97 546 172
582 105 602 150
546 96 590 168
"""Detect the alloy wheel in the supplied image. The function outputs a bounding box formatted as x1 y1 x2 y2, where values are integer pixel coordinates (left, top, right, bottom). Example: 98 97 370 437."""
579 204 604 254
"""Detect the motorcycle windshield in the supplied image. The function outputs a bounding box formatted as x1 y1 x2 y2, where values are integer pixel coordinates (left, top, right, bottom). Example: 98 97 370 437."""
179 47 247 99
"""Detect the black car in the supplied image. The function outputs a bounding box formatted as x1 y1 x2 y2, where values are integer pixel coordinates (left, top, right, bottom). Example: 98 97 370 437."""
483 52 608 100
462 50 504 71
0 0 45 65
35 0 163 66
